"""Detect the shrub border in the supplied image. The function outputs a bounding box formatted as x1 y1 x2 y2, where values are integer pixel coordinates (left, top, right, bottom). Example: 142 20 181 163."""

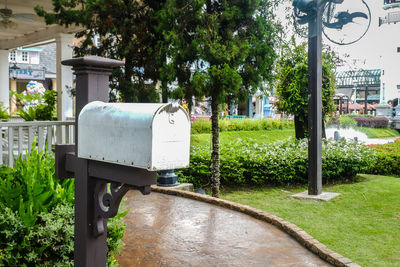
151 186 360 267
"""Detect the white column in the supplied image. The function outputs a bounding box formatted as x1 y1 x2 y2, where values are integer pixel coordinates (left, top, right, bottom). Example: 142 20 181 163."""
56 34 74 120
0 50 10 110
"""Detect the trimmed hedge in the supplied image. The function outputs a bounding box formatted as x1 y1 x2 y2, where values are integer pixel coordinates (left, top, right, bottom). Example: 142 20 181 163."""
338 116 357 128
331 115 388 129
191 118 293 134
353 117 389 128
368 139 400 176
178 138 375 187
344 114 374 118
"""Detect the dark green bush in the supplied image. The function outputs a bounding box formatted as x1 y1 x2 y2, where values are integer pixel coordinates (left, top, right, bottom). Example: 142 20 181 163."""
0 204 74 266
35 90 57 121
334 114 387 129
0 142 126 266
191 118 293 134
179 138 375 187
353 117 389 128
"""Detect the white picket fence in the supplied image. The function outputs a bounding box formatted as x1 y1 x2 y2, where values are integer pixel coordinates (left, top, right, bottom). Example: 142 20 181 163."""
0 120 75 166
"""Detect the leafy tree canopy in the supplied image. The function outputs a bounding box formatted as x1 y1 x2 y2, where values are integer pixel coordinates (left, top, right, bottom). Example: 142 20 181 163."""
160 0 279 104
35 0 169 102
275 38 336 139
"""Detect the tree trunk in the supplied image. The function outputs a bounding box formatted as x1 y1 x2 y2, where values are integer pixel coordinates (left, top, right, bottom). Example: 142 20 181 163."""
206 0 220 198
210 95 220 198
122 54 135 102
322 117 326 139
294 115 305 139
161 81 168 103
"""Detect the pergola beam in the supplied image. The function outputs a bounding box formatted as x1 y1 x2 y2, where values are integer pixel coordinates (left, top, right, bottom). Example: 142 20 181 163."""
0 25 79 50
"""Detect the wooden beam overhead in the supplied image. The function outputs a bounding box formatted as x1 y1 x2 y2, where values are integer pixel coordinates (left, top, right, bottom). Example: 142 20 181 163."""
0 0 79 50
0 25 80 50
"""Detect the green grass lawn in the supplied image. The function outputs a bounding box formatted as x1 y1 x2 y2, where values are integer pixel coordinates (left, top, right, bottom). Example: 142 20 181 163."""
221 174 400 267
356 127 400 139
190 127 399 148
191 129 295 147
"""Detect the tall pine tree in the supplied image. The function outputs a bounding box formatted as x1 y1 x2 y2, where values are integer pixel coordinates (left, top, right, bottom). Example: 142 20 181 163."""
161 0 279 197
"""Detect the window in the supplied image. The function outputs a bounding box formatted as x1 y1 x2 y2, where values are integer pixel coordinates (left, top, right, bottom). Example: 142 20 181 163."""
397 47 400 53
397 85 400 90
29 52 40 64
9 51 16 62
11 50 40 64
21 51 28 62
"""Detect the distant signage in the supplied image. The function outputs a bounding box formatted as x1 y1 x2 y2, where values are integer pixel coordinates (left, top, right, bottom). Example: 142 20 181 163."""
9 69 45 80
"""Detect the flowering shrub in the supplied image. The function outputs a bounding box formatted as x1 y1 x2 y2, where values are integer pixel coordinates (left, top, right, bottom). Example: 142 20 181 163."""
179 138 375 187
11 81 46 108
11 81 57 121
368 138 400 176
23 81 47 106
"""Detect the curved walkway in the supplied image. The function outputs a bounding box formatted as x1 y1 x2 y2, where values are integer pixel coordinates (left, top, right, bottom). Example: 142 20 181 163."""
116 190 332 267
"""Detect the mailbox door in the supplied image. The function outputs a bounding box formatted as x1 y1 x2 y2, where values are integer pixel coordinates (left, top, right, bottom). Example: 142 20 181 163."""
151 106 190 170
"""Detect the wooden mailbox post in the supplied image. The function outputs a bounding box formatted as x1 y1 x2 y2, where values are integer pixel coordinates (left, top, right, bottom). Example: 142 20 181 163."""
56 56 190 266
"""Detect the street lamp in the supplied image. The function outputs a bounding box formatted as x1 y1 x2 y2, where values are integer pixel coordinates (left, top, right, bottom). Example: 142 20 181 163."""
353 82 358 114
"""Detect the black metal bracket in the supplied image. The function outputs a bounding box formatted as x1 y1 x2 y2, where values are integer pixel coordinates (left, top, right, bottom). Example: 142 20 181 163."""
93 181 151 237
55 144 157 237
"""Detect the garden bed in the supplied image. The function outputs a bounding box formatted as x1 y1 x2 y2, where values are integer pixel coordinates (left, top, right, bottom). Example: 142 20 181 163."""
368 138 400 176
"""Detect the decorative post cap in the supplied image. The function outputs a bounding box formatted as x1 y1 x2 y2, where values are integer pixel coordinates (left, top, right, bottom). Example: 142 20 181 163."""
62 56 124 71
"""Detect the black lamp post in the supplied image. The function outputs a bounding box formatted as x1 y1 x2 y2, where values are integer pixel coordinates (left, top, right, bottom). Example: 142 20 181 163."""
293 0 371 197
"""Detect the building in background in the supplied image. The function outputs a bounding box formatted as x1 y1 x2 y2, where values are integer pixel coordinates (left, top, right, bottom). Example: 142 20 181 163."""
8 44 58 114
378 1 400 105
0 0 78 120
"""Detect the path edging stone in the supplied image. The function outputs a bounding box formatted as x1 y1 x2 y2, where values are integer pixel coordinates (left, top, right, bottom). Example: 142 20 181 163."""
151 186 361 267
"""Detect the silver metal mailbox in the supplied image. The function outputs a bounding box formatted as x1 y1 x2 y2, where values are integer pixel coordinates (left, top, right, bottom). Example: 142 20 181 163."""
78 101 191 171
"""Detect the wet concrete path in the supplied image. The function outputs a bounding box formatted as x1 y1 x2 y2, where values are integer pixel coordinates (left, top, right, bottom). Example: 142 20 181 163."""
116 191 331 267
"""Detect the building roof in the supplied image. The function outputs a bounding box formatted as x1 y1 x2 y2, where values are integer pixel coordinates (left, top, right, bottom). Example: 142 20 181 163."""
336 69 381 88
